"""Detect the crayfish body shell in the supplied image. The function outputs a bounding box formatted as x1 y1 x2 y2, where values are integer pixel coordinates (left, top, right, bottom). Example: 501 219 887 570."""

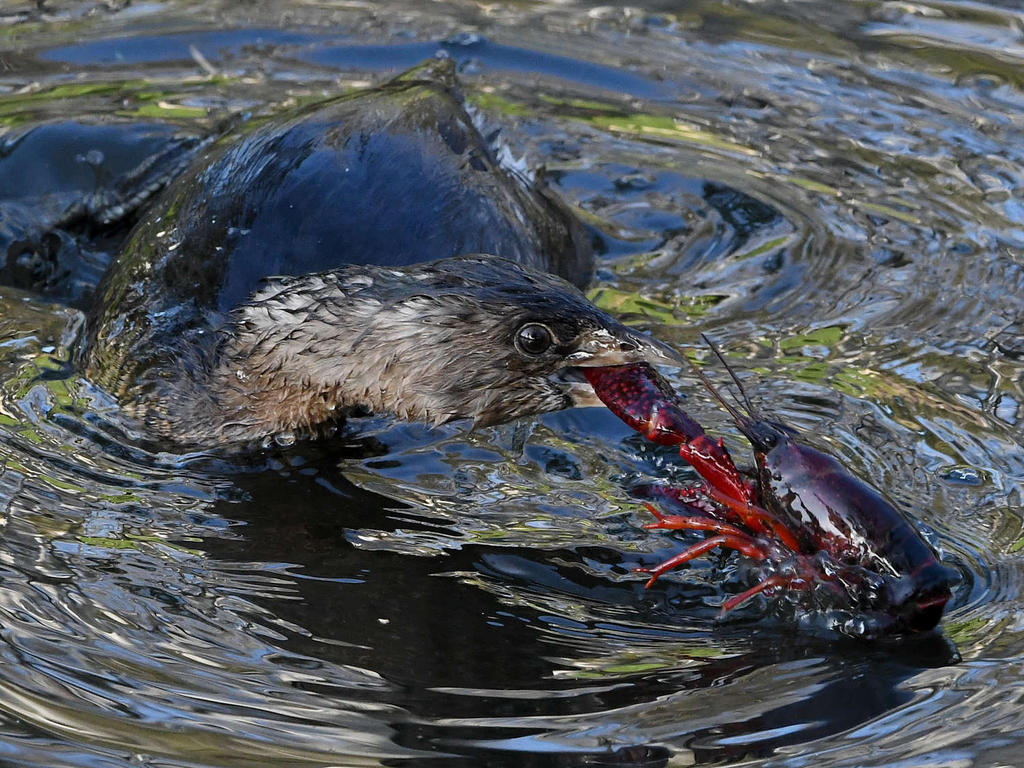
749 431 956 633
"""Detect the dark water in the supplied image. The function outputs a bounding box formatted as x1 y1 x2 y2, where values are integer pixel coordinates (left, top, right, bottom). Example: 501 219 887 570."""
1 1 1023 766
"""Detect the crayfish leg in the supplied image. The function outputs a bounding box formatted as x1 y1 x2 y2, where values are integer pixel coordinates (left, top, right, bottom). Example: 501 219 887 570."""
701 486 803 553
718 573 791 616
635 532 767 589
639 483 723 518
641 502 749 539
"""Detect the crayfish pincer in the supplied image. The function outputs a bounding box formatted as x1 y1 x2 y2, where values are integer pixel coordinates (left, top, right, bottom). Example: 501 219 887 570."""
584 337 958 636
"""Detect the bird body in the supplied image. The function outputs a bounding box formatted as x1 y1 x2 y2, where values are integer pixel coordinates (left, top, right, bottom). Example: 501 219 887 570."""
83 59 674 448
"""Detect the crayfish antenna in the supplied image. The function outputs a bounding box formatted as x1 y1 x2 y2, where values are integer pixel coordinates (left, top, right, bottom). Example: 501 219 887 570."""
696 335 798 454
683 335 752 428
700 333 759 417
690 334 798 454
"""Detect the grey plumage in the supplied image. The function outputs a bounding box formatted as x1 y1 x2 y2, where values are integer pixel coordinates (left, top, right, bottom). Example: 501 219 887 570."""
134 255 678 447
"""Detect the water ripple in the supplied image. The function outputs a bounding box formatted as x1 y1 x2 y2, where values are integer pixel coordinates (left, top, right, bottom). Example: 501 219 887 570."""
1 0 1023 766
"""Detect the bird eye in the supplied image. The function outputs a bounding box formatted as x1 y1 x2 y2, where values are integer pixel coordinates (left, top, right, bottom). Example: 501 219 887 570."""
515 323 554 356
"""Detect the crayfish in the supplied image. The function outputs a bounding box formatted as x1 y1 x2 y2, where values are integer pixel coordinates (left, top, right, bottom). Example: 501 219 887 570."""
584 337 957 635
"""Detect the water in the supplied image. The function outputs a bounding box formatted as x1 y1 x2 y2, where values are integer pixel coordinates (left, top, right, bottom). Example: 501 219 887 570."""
1 1 1023 765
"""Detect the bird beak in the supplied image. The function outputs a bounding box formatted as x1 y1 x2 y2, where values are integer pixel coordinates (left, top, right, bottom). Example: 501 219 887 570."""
565 325 684 369
558 325 683 408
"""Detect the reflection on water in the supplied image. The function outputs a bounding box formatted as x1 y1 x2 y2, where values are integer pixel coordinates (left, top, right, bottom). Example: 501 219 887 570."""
1 0 1023 766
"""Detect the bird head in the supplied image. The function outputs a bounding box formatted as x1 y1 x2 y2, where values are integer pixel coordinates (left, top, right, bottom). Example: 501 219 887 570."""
220 255 680 437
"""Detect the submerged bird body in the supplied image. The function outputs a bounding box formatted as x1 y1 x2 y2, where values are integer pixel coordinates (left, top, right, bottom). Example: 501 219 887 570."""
83 59 672 447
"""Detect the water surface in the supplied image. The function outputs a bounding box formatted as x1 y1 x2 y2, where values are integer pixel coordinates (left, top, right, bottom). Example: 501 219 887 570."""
1 1 1023 766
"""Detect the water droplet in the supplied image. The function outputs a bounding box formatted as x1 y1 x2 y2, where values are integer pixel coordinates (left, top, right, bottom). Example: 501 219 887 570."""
76 148 104 166
939 465 985 486
444 32 486 47
843 616 867 637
